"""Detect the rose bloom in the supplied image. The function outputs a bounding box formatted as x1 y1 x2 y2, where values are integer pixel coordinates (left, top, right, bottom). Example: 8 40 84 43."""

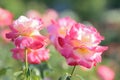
6 16 49 64
6 16 43 41
0 8 13 27
97 65 115 80
12 47 49 64
48 17 108 68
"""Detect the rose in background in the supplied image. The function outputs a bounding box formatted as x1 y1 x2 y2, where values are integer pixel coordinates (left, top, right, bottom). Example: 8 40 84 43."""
0 29 11 43
26 9 58 27
97 65 115 80
48 17 108 68
0 8 13 27
0 8 13 42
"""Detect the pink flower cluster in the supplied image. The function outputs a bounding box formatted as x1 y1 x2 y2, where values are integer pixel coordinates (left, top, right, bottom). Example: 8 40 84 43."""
6 12 108 68
6 16 49 64
48 17 108 68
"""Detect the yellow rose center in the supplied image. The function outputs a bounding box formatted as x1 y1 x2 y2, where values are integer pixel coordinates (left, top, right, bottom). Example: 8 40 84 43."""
75 47 90 55
59 27 66 36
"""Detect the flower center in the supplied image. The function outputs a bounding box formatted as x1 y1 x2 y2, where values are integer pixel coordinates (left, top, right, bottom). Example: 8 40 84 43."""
59 27 66 36
81 35 90 43
75 47 90 55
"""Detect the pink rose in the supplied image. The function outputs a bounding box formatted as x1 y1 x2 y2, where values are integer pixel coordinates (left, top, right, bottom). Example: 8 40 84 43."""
48 17 108 68
6 16 49 64
6 16 43 41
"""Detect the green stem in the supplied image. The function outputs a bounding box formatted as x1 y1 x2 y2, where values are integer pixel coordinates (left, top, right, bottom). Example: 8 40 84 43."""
25 48 29 80
70 66 76 78
25 49 28 72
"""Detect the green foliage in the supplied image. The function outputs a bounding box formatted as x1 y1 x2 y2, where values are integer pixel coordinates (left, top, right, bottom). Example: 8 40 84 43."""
58 73 71 80
0 68 7 76
35 62 51 79
0 0 120 80
71 0 107 21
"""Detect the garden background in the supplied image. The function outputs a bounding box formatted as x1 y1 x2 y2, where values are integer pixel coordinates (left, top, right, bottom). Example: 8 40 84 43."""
0 0 120 80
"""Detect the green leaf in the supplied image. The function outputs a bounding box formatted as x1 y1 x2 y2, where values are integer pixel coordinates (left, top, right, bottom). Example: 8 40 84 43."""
35 62 51 79
26 68 31 78
32 75 41 80
0 68 7 76
58 73 71 80
0 67 11 76
14 71 23 77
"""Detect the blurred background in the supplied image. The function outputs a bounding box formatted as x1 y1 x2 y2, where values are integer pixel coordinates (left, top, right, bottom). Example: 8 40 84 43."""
0 0 120 80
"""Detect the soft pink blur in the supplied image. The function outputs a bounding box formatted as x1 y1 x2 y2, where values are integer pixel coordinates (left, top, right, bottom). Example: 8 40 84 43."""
0 8 13 27
26 10 42 19
42 9 58 27
47 17 108 68
97 65 115 80
26 9 58 27
6 16 49 64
